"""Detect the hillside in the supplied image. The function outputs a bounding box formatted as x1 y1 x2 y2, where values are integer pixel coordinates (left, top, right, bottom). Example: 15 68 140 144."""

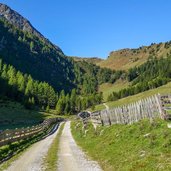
0 3 122 94
0 100 53 130
94 82 171 111
0 3 128 119
98 80 130 101
96 42 171 70
0 3 170 117
0 3 75 92
72 41 171 73
0 3 62 53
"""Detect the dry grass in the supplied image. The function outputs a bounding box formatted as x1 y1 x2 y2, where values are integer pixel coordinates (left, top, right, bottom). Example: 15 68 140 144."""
97 43 171 70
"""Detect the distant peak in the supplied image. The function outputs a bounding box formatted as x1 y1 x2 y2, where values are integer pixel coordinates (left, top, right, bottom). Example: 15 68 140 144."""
0 3 8 9
0 3 30 30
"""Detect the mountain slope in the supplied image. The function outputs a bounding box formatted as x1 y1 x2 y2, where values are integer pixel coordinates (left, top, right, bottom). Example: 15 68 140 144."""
0 3 62 53
0 3 120 94
97 42 171 70
0 3 76 92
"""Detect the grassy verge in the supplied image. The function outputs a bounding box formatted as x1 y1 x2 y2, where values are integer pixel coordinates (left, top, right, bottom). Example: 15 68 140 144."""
43 123 65 171
71 119 171 171
0 146 27 171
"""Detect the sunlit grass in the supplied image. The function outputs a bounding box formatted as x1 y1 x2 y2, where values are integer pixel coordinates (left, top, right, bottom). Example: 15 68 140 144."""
72 119 171 171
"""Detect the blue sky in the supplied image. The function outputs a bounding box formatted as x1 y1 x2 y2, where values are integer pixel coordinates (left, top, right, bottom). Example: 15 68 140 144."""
1 0 171 58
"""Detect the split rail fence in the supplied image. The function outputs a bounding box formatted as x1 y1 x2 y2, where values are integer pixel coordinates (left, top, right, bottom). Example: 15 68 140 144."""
90 94 171 126
0 118 61 147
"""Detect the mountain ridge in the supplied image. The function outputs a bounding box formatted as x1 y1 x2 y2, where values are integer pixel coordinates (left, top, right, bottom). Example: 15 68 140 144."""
0 4 75 92
73 42 171 70
0 3 63 54
0 4 119 94
70 56 104 64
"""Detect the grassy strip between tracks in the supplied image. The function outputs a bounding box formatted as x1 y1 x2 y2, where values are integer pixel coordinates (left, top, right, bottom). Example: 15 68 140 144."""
0 123 56 171
43 122 65 171
71 119 171 171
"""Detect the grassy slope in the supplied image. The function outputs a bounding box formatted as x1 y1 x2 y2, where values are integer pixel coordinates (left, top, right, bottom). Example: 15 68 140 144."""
107 82 171 108
97 43 171 70
93 82 171 111
0 100 57 130
98 80 129 101
72 119 171 171
43 123 65 171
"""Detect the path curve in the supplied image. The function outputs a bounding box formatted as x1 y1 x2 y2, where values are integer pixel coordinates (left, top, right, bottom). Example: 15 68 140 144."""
5 124 60 171
58 121 102 171
103 103 109 110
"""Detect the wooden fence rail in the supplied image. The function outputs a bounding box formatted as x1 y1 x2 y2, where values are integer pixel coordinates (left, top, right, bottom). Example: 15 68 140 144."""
90 94 171 126
0 118 61 147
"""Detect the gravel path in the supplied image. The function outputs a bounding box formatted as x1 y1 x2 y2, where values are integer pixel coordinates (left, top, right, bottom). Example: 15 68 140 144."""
58 121 102 171
5 124 60 171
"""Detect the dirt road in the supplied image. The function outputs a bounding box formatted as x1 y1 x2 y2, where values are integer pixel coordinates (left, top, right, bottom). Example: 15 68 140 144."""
58 121 102 171
5 124 59 171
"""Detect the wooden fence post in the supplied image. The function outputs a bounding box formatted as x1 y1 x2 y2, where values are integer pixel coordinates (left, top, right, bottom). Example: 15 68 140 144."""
155 94 166 119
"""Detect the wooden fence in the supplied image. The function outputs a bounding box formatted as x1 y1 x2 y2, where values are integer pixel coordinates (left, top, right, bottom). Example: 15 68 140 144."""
90 94 171 126
0 118 61 147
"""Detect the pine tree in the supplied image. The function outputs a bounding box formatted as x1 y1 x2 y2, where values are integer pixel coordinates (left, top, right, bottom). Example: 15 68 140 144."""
56 98 64 115
70 89 76 112
64 94 71 114
25 76 34 96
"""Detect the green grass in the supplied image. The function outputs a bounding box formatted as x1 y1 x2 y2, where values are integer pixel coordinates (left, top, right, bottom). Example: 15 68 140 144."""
71 119 171 171
106 82 171 108
88 104 105 112
43 123 65 171
0 145 26 171
0 100 59 130
92 82 171 112
99 80 129 101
